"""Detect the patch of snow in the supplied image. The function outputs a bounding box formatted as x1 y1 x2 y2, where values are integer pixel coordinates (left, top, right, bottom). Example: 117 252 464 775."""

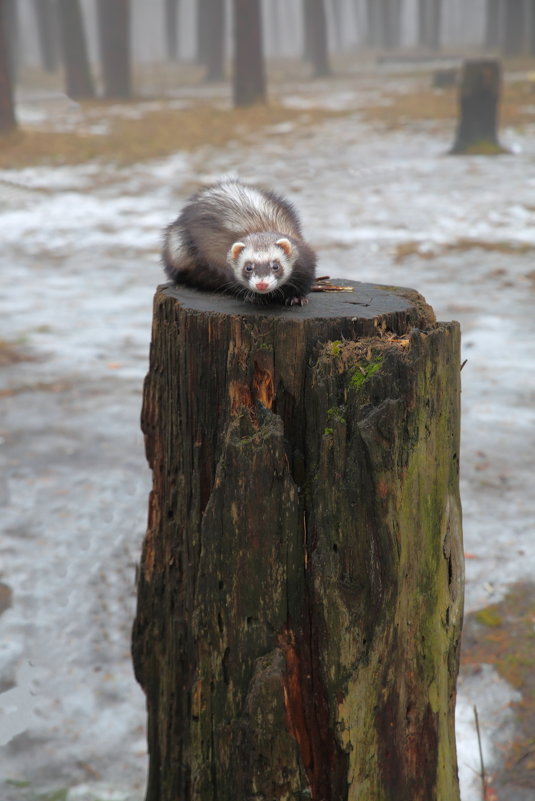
456 665 521 801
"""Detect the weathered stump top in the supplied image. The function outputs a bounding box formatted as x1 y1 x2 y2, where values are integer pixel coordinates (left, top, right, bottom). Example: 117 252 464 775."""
159 278 436 331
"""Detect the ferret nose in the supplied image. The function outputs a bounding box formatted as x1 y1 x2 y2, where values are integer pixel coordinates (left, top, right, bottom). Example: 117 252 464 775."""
255 281 269 292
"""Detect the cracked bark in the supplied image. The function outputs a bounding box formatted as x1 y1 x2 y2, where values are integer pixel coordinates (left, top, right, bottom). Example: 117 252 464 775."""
132 279 463 801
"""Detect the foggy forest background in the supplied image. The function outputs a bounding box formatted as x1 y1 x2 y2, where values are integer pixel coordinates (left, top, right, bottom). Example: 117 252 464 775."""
1 0 535 122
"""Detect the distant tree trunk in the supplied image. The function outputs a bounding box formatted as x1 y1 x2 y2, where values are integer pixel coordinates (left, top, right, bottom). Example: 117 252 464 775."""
366 0 381 45
198 0 225 81
344 0 360 46
418 0 442 50
502 0 527 55
329 0 344 49
233 0 266 107
303 5 314 58
529 0 535 53
0 0 16 132
33 0 59 72
485 0 502 50
57 0 95 100
383 0 401 49
164 0 180 61
206 0 225 81
366 0 401 49
304 0 331 76
451 59 505 154
96 0 132 98
5 0 17 82
197 0 211 66
271 0 285 56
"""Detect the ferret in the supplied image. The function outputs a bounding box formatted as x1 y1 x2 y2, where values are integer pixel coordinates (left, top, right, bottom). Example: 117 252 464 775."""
162 179 317 305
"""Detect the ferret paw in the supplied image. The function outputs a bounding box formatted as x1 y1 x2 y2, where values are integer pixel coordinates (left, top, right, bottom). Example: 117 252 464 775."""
286 296 309 307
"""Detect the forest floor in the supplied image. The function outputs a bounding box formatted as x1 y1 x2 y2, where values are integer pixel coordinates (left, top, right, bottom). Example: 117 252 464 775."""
1 57 535 801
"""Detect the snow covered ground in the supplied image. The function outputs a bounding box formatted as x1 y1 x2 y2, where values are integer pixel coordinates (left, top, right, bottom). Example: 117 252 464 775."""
1 71 534 800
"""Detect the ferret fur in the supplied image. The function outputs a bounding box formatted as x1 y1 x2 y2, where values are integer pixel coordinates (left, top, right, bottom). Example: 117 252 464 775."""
162 180 317 305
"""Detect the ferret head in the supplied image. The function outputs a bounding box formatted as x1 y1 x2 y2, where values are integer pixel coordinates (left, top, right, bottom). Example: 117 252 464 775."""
227 233 296 295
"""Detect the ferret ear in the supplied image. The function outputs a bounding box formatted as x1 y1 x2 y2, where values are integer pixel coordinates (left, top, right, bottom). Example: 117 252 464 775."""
275 238 292 257
229 242 246 261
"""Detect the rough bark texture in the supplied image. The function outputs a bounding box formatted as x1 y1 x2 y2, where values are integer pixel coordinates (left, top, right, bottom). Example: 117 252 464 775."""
132 280 463 801
450 59 505 154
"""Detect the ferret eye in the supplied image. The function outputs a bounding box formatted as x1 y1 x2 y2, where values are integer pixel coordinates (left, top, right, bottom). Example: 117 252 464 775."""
270 261 280 272
244 263 254 273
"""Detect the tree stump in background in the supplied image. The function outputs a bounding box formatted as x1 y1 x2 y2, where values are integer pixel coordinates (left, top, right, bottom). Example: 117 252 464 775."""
450 58 506 154
132 281 464 801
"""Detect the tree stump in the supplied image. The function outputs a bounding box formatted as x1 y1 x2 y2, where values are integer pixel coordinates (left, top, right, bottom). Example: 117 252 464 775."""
132 280 464 801
450 58 506 154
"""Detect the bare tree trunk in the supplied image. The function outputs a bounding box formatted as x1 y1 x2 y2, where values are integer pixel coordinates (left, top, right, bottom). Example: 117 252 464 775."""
366 0 401 49
132 280 464 801
0 0 16 132
304 0 331 76
197 0 211 65
485 0 502 50
232 0 266 106
2 0 18 84
164 0 180 61
271 0 285 56
383 0 401 49
529 0 535 53
418 0 442 50
33 0 59 72
198 0 225 81
96 0 132 98
328 0 344 49
366 0 381 45
502 0 527 55
57 0 95 100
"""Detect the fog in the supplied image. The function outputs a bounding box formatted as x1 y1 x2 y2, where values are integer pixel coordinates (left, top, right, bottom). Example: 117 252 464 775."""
16 0 492 68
